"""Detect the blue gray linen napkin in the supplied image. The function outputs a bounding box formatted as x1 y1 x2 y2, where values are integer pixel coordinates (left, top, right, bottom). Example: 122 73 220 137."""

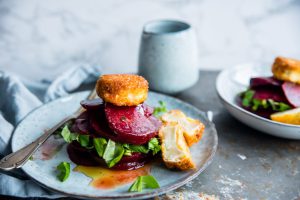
0 64 101 198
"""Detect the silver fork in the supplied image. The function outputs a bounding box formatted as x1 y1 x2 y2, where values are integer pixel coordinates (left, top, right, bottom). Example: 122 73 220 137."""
0 89 97 171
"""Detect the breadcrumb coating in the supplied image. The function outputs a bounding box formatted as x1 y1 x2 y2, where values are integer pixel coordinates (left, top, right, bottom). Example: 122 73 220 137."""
272 56 300 85
96 74 148 106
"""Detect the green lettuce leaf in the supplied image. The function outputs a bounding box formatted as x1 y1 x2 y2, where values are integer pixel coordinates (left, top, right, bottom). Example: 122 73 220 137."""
77 135 93 149
123 138 161 155
93 138 107 157
153 101 167 117
78 135 89 147
148 138 161 155
241 89 291 112
56 162 71 182
60 125 77 143
60 125 93 148
123 144 149 154
103 140 125 168
124 149 132 156
241 90 255 107
268 99 291 112
128 175 160 192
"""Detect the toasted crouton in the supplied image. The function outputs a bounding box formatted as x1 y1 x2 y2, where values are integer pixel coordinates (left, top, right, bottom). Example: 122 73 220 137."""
161 110 205 146
159 122 195 170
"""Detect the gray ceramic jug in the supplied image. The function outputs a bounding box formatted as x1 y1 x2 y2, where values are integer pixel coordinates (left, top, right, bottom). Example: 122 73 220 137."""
138 20 199 94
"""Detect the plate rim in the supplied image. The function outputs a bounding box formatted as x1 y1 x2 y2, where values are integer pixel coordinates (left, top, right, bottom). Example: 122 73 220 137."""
11 91 218 199
216 63 300 129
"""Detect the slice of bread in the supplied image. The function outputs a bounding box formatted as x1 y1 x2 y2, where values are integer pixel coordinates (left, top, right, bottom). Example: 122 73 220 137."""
159 122 195 170
272 57 300 84
161 110 205 146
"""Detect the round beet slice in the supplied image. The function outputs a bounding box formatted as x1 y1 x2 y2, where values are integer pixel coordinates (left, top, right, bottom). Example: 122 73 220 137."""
80 98 103 110
89 108 155 145
282 81 300 107
89 109 119 140
67 142 100 166
250 77 282 89
104 103 161 145
141 104 154 117
74 119 90 134
119 152 150 163
112 161 147 170
71 111 90 135
253 87 288 103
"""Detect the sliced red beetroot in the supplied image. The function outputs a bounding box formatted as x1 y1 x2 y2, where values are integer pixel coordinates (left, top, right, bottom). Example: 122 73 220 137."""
67 142 100 166
74 119 90 135
80 98 103 110
89 107 159 145
77 111 89 119
141 104 154 117
250 77 282 89
67 142 151 170
70 123 81 133
253 88 288 103
72 111 91 134
71 111 90 134
91 151 152 170
282 82 300 107
112 161 147 170
104 103 161 145
89 108 118 138
119 152 149 163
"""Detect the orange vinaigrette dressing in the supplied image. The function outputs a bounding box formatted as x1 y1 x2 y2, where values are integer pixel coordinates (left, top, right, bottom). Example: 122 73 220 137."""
74 165 151 189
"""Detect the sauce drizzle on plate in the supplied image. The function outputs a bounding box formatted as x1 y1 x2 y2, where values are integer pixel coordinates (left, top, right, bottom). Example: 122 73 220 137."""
74 164 151 189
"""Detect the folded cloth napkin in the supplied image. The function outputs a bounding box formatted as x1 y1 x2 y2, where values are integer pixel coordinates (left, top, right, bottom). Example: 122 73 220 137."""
0 63 101 198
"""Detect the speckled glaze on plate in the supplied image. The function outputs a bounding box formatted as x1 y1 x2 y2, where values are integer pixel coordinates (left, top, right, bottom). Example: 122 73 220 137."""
11 91 218 200
216 63 300 139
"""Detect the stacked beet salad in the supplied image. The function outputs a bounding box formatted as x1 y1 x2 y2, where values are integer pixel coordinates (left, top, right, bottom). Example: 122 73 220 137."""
67 75 162 170
239 57 300 119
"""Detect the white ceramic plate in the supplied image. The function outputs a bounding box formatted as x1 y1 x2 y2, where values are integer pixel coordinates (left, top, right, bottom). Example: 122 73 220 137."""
216 63 300 139
11 91 218 199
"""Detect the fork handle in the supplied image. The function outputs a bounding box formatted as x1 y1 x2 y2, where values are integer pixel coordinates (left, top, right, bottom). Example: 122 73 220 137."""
0 89 97 171
0 116 72 171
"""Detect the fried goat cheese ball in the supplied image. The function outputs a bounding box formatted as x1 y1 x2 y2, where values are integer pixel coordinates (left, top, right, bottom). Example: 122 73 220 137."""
96 74 149 106
272 56 300 85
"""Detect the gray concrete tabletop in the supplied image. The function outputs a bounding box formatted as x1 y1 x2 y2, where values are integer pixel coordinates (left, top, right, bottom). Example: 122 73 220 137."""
1 71 299 200
162 71 300 200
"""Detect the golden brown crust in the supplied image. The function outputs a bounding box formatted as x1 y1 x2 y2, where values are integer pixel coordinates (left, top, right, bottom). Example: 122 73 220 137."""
164 156 196 170
96 74 148 106
161 110 205 147
272 56 300 84
184 118 205 146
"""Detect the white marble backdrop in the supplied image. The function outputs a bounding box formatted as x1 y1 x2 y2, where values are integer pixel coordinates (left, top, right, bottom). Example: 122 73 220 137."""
0 0 299 82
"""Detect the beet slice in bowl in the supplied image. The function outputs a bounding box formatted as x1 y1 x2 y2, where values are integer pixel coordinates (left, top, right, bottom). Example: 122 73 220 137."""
253 87 288 103
250 77 282 89
282 81 300 107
